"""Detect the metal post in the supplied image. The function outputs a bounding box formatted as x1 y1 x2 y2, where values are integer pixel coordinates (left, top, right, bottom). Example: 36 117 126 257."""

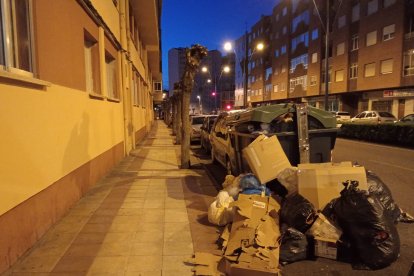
324 0 330 111
243 31 249 108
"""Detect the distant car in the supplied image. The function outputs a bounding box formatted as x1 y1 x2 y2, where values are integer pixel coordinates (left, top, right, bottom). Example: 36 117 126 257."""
332 111 351 122
350 111 396 124
398 114 414 124
200 115 218 152
190 115 206 142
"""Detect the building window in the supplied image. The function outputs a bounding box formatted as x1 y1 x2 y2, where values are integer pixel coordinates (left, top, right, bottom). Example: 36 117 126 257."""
265 84 272 93
282 7 287 16
290 54 308 73
336 42 345 56
351 35 359 51
105 52 119 99
292 11 310 33
281 65 286 73
311 28 318 40
335 70 344 82
283 26 287 35
383 24 395 41
364 62 376 77
310 75 317 86
281 82 286 91
291 32 309 52
0 0 34 75
84 33 101 94
383 0 396 8
352 4 360 22
273 84 279 92
380 59 393 74
366 31 377 46
281 45 287 54
338 15 346 29
311 52 317 63
349 63 358 79
403 49 414 76
265 67 272 80
258 88 262 95
275 49 279 57
289 75 307 93
367 0 378 16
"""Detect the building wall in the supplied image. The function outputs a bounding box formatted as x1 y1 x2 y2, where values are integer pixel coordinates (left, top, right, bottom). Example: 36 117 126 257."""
0 0 160 272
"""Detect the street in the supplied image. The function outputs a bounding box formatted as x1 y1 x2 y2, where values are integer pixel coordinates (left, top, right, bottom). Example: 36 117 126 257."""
192 138 414 275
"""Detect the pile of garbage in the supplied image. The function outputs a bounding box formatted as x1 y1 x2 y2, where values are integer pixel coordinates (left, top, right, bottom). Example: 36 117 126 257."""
190 134 413 275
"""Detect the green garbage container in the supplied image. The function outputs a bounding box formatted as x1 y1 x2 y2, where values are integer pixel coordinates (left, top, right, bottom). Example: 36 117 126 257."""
225 103 337 174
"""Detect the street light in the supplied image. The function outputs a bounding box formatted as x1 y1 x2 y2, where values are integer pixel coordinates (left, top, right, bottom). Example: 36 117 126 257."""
196 95 202 114
223 39 264 108
202 66 231 112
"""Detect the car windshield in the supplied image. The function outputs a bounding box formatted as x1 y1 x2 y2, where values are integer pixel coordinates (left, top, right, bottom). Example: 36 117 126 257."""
337 112 350 116
378 112 395 118
191 117 205 125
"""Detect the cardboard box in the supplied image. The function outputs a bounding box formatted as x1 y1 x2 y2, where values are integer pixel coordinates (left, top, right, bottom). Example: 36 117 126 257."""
297 163 367 210
314 237 338 260
243 135 291 184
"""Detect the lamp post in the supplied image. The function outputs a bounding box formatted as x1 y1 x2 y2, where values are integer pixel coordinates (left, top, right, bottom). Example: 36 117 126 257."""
223 39 264 108
202 65 230 113
196 95 202 114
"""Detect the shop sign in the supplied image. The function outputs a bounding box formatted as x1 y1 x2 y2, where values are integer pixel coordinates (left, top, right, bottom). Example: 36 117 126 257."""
383 89 414 98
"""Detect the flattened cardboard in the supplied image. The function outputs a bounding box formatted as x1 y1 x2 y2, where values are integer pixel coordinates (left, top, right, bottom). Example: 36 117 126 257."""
243 135 291 184
298 163 367 210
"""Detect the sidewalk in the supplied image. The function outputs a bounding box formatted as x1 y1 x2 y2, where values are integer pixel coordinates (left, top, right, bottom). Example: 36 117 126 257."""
4 121 221 276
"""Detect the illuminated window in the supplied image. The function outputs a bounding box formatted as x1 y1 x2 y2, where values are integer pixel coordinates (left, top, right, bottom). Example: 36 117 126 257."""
311 52 317 63
403 49 414 76
366 31 377 46
335 70 344 82
364 62 376 77
380 59 393 74
383 24 395 41
0 0 35 76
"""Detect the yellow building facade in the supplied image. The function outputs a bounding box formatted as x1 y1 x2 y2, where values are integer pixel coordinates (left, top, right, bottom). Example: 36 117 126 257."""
0 0 162 272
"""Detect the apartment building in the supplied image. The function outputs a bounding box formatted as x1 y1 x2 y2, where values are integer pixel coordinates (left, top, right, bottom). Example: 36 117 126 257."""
0 0 162 272
168 47 186 96
236 0 414 117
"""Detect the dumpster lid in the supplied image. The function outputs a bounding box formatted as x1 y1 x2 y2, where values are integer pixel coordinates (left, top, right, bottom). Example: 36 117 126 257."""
226 103 336 129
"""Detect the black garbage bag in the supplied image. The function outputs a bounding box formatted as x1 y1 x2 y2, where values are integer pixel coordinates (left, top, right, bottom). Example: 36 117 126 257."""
280 194 317 233
280 226 308 263
334 180 400 270
366 170 401 223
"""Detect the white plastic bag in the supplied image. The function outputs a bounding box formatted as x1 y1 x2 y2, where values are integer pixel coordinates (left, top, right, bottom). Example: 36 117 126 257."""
208 190 235 226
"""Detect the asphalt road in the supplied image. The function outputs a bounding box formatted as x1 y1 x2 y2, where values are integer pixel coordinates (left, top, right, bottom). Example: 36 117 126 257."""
192 138 414 276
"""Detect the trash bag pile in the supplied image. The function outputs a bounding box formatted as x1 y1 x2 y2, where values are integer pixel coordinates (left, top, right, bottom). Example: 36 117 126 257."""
200 158 413 275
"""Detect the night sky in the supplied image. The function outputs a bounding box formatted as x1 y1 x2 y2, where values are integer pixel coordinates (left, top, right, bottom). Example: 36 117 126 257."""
161 0 280 89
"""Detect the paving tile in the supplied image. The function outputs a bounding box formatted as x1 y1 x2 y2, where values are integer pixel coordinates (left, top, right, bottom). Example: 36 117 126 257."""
163 241 194 256
164 208 189 223
162 255 194 273
126 255 162 272
133 230 164 243
52 256 95 272
130 241 163 256
86 256 127 274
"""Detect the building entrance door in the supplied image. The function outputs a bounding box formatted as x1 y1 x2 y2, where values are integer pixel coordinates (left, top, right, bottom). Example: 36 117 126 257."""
398 99 405 119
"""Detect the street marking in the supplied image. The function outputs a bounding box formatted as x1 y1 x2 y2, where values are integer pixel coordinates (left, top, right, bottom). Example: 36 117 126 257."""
369 160 414 172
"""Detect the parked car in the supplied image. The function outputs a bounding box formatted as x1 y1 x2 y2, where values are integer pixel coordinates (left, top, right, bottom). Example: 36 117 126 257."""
350 111 396 124
332 111 351 122
210 110 245 174
398 114 414 124
200 115 218 152
190 115 206 142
